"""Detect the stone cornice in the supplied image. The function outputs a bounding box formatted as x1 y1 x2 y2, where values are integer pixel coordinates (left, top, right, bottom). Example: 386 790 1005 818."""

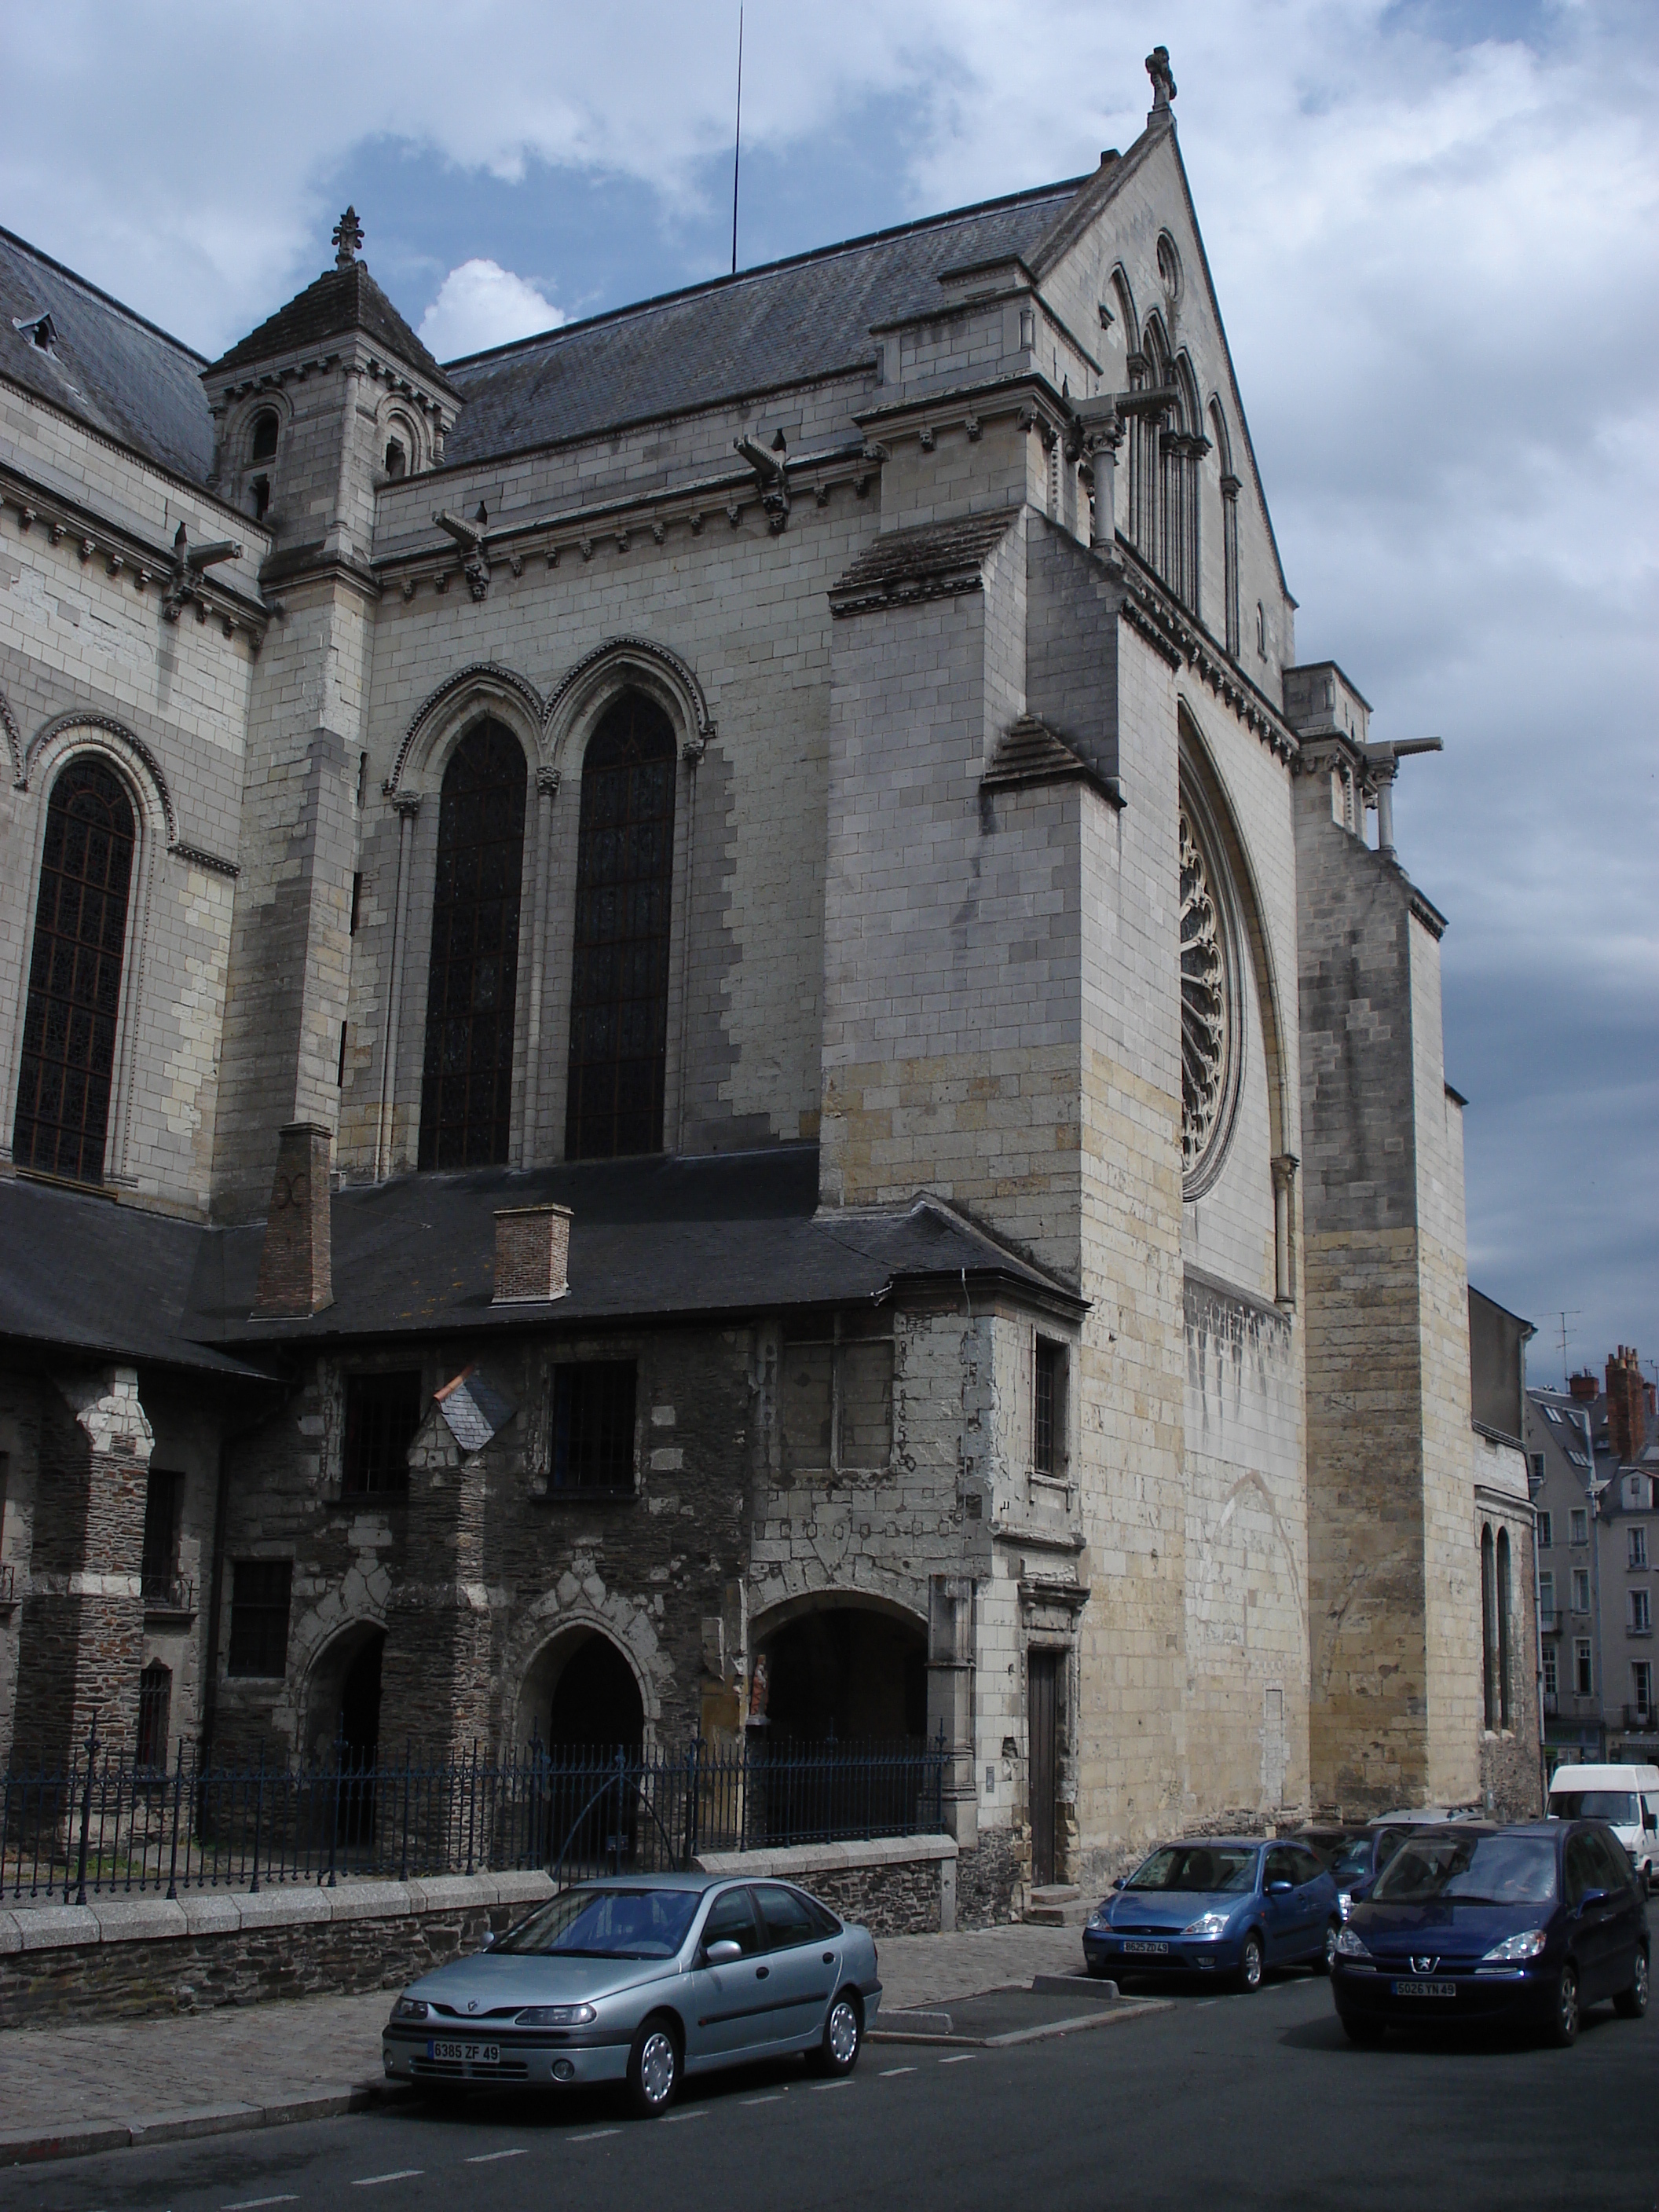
0 458 273 650
1114 544 1298 764
203 339 452 423
0 370 256 540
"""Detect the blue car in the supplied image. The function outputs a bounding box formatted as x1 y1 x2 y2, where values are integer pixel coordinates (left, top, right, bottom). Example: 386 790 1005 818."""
1331 1820 1650 2046
1083 1837 1342 1991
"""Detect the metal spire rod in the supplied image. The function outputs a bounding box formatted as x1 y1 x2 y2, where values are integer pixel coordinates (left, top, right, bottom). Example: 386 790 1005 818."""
731 6 744 277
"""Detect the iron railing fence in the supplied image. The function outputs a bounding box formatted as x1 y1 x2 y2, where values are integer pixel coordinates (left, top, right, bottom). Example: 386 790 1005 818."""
1 1723 948 1905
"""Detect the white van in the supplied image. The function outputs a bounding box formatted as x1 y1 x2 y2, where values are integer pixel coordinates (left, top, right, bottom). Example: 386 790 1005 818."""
1546 1763 1659 1889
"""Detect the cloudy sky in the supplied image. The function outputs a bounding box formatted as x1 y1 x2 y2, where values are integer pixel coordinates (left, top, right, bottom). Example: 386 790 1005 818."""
5 0 1653 1385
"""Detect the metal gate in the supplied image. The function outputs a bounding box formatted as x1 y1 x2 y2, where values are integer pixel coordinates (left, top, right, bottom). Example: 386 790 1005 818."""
1029 1649 1060 1887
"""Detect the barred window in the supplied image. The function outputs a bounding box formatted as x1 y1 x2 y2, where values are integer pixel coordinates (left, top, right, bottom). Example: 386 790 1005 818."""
1034 1339 1065 1478
227 1560 292 1678
418 720 527 1170
342 1372 423 1496
551 1363 637 1494
141 1468 184 1600
136 1662 171 1770
13 759 137 1184
565 692 676 1160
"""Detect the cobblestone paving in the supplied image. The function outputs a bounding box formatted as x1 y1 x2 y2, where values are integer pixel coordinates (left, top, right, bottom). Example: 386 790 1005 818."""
0 1924 1086 2143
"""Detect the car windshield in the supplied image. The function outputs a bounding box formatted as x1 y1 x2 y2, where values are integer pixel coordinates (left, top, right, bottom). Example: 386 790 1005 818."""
1551 1790 1638 1823
1125 1845 1257 1894
493 1888 702 1958
1330 1840 1372 1880
1372 1834 1557 1907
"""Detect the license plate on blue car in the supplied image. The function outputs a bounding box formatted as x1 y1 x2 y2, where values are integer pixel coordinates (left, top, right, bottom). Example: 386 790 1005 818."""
1124 1940 1169 1955
429 2040 500 2064
1390 1981 1455 1999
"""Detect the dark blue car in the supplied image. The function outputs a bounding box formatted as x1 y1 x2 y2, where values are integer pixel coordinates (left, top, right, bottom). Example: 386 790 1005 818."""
1084 1838 1342 1991
1331 1820 1650 2046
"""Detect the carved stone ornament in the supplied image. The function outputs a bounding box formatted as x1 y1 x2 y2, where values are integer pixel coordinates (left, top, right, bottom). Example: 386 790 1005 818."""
1179 807 1229 1178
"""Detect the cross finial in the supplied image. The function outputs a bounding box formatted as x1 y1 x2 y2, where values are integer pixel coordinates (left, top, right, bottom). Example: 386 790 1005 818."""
332 207 364 269
1145 45 1177 115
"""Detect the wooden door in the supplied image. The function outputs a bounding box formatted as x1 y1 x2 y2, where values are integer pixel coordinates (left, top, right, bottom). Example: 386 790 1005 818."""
1029 1649 1060 1887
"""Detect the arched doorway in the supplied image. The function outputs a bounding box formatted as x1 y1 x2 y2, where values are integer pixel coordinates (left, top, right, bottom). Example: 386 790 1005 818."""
545 1632 646 1749
760 1605 927 1743
304 1624 385 1846
519 1630 647 1876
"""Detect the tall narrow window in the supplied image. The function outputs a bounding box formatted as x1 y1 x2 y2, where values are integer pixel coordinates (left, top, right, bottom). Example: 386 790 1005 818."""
1034 1339 1064 1478
418 720 526 1169
136 1662 171 1769
566 690 677 1159
1480 1524 1497 1731
1496 1528 1512 1729
13 759 137 1184
141 1468 184 1605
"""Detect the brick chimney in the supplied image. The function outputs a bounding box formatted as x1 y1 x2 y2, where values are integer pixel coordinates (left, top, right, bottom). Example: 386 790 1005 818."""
1606 1344 1646 1465
492 1203 571 1304
1568 1369 1598 1401
253 1122 334 1317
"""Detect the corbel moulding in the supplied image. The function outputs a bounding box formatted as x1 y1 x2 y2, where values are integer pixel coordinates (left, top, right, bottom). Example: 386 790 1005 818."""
1113 544 1298 765
869 287 1104 383
0 462 273 650
15 712 234 874
211 347 451 419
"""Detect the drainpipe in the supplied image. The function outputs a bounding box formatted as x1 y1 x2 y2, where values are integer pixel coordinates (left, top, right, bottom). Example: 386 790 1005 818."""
1577 1404 1606 1762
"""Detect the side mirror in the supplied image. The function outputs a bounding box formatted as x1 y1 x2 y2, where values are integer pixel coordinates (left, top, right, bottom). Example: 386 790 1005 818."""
1576 1888 1609 1915
1267 1879 1294 1895
1112 1876 1126 1891
705 1939 743 1966
481 1930 497 1951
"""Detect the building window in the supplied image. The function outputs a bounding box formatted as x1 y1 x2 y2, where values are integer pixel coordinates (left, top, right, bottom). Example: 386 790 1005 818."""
1255 600 1267 657
1543 1404 1562 1423
418 719 527 1170
1480 1525 1498 1731
249 474 271 522
1539 1570 1555 1628
1529 1453 1545 1482
227 1560 292 1677
342 1372 423 1496
1574 1639 1593 1697
566 690 677 1161
1570 1507 1588 1545
12 758 137 1184
1631 1589 1653 1636
249 409 280 463
779 1324 895 1477
1633 1661 1653 1718
136 1662 171 1770
1572 1568 1591 1613
141 1467 184 1603
1034 1338 1065 1478
1632 1526 1648 1570
384 438 406 479
1496 1529 1512 1728
1537 1509 1552 1548
1542 1644 1557 1698
551 1362 637 1494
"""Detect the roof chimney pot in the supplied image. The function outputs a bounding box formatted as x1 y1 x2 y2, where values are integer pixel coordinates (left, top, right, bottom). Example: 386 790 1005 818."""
493 1203 572 1305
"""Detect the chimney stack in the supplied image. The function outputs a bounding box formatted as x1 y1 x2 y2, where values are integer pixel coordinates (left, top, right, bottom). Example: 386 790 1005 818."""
253 1122 334 1317
493 1203 572 1304
1606 1344 1646 1466
1568 1369 1598 1402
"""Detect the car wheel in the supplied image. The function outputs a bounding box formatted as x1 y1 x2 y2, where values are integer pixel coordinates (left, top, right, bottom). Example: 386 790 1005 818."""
1338 2009 1385 2046
1236 1932 1265 1994
1546 1961 1580 2049
1316 1920 1340 1976
1614 1948 1650 2020
808 1990 863 2076
626 2015 682 2118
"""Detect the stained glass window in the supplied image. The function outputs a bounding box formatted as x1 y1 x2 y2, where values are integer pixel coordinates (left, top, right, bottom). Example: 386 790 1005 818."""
418 720 526 1170
565 692 676 1160
13 759 137 1184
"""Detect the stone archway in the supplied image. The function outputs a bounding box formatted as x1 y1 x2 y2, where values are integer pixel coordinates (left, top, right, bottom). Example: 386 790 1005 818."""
758 1602 927 1744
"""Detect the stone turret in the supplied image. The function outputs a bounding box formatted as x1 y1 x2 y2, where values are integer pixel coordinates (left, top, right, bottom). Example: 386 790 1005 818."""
203 214 460 1218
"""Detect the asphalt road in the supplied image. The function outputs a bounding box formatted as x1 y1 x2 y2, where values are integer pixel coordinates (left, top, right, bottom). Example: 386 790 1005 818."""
5 1968 1657 2212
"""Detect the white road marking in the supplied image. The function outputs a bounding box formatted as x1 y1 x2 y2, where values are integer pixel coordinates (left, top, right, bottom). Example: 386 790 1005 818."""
464 2150 528 2164
351 2174 423 2188
878 2067 917 2078
225 2197 299 2208
939 2053 976 2064
661 2109 706 2123
567 2129 620 2143
811 2080 854 2091
741 2095 786 2106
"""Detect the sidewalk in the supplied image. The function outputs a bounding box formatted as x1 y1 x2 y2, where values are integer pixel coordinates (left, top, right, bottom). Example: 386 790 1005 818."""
0 1922 1089 2167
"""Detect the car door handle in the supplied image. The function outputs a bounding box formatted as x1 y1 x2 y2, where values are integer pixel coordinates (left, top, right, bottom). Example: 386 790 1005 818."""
823 1952 836 1964
755 1965 769 1979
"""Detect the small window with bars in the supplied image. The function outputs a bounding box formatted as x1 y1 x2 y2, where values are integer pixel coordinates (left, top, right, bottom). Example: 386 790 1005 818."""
551 1363 637 1495
1033 1339 1066 1479
141 1468 184 1603
137 1661 171 1769
227 1560 292 1677
342 1372 423 1496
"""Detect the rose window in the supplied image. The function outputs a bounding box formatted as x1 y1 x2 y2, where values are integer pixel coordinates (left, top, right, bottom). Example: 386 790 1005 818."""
1179 808 1229 1175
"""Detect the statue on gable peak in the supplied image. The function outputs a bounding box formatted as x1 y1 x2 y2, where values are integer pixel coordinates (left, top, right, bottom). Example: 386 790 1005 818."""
1145 45 1177 115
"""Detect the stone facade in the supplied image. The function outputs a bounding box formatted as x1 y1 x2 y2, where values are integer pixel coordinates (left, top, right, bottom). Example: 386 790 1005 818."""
0 57 1510 1906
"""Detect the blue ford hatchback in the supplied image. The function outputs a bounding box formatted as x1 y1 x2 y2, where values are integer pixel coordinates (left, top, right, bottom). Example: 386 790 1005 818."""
1084 1838 1342 1990
1331 1820 1650 2045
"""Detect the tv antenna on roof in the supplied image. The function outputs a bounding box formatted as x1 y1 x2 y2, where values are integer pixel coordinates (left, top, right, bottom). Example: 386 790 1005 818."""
1557 1309 1582 1390
731 6 745 277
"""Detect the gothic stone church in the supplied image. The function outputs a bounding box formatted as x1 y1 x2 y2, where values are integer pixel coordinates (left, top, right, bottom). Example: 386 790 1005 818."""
0 54 1539 1906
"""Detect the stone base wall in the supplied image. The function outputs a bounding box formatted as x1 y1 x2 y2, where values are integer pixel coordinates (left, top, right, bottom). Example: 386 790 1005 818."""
954 1824 1024 1928
695 1836 958 1937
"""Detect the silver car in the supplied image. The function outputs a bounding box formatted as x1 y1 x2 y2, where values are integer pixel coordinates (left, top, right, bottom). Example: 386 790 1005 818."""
382 1873 881 2116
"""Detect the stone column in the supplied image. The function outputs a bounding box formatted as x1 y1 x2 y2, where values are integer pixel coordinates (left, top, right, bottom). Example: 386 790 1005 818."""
520 767 559 1165
375 793 421 1178
254 1122 333 1317
378 1409 495 1763
927 1574 978 1845
11 1368 152 1765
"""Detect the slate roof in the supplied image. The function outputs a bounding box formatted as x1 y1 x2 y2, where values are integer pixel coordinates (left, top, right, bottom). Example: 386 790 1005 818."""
0 1148 1082 1374
980 716 1121 806
207 261 456 394
441 181 1085 465
829 507 1021 611
0 226 214 483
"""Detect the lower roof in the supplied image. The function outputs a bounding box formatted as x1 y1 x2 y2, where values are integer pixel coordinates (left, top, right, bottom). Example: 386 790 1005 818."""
0 1146 1082 1378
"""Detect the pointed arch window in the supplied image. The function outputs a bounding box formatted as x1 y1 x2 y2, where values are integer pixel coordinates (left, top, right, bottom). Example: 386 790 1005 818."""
13 757 137 1184
566 690 677 1160
417 718 527 1170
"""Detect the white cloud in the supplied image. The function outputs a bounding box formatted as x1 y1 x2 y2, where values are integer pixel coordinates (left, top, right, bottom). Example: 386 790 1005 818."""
418 258 563 360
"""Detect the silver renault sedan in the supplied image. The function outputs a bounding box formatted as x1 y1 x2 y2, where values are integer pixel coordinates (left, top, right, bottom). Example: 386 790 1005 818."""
382 1873 881 2116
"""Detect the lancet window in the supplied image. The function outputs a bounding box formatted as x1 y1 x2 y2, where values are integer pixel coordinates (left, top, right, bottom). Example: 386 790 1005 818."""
12 757 137 1185
417 719 527 1170
565 690 677 1161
